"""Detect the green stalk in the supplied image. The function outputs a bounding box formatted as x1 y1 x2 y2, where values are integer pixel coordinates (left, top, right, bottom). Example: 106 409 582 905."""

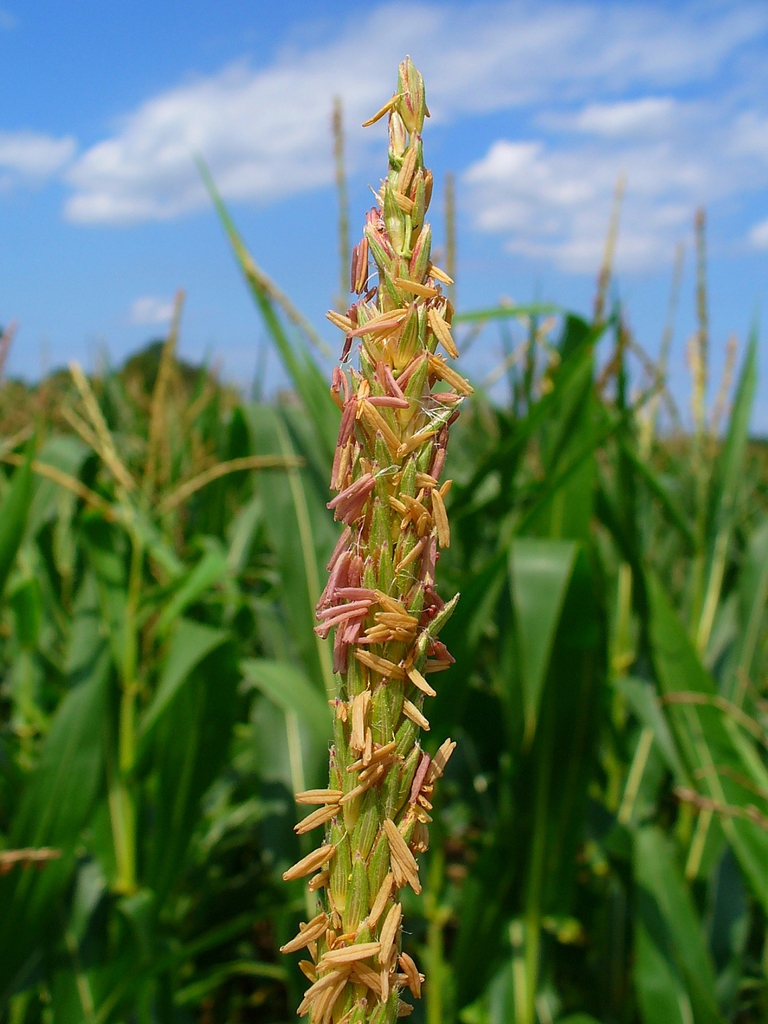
112 531 143 894
108 762 137 896
618 727 654 826
444 171 456 309
689 208 710 636
119 532 143 775
523 705 555 1024
510 921 527 1023
333 97 351 314
64 926 96 1023
639 242 684 458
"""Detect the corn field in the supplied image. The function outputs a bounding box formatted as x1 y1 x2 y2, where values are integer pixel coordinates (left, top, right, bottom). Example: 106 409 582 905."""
0 63 767 1024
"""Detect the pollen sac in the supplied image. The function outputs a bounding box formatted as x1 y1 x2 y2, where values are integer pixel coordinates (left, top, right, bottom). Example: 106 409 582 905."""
351 238 370 294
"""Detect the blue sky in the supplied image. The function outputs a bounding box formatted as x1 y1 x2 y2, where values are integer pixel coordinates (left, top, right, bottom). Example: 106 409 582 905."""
3 0 768 426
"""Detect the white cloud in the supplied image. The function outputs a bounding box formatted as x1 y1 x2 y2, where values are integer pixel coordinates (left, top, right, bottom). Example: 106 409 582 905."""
0 9 17 30
63 50 387 224
464 139 663 271
0 130 75 186
561 97 677 137
749 216 768 249
63 0 768 226
130 295 176 325
462 41 768 275
730 111 768 162
463 103 761 274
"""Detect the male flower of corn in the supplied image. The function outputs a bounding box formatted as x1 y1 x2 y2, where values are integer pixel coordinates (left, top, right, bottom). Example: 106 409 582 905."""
281 56 472 1024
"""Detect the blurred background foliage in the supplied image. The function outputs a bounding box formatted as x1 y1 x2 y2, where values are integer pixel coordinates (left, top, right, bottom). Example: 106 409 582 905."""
0 185 766 1024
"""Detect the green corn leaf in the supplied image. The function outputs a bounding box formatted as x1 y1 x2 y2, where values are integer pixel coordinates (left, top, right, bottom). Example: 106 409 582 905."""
245 403 336 697
10 662 109 850
81 516 129 673
139 618 229 745
0 651 110 1005
453 302 560 324
0 443 34 598
9 576 42 652
452 550 604 1013
154 538 228 634
242 657 333 800
519 549 604 1019
726 517 768 700
697 331 757 656
509 539 577 740
66 572 107 682
130 507 184 579
25 434 89 538
518 416 607 540
647 571 768 910
458 958 517 1024
617 677 688 786
174 960 286 1006
634 912 692 1024
709 330 758 528
431 549 506 734
226 494 263 574
455 341 596 507
633 826 724 1024
143 632 240 902
618 442 696 552
280 394 337 490
240 658 332 748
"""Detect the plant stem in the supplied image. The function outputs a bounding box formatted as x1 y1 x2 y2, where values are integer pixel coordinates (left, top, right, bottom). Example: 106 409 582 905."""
444 171 456 309
112 530 143 894
618 727 654 825
524 709 554 1024
119 532 143 775
109 770 137 896
333 97 350 313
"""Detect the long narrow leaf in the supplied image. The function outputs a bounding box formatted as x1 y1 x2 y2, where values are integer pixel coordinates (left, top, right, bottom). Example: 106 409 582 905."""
0 443 33 597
